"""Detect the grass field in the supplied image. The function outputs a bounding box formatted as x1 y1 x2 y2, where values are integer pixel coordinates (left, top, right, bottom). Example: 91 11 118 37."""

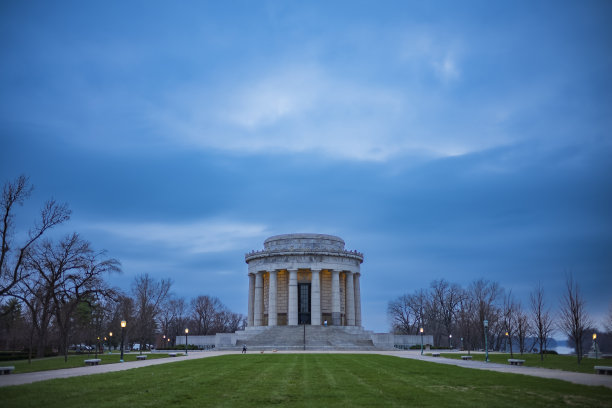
2 352 179 374
436 352 606 374
1 354 611 407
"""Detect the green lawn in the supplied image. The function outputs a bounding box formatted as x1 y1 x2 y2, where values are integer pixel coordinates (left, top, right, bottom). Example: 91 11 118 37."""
436 352 606 374
2 352 180 374
1 354 610 407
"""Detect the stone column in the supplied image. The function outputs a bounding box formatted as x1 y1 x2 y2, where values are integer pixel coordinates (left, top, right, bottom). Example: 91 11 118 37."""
288 269 298 325
268 270 277 326
248 273 255 327
345 271 355 326
254 271 264 326
311 269 321 325
331 269 341 326
354 273 362 327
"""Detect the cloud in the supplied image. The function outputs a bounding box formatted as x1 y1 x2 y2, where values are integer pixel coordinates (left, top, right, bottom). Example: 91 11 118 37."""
150 61 518 162
432 54 460 81
88 219 269 254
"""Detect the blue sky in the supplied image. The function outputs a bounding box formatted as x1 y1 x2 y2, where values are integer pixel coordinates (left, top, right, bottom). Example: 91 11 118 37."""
1 1 611 333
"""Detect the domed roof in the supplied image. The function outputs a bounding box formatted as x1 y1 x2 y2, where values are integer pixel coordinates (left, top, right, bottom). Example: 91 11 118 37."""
263 233 345 251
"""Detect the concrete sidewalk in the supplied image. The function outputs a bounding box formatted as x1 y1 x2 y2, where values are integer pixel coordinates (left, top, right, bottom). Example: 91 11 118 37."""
0 351 226 388
1 350 611 389
381 350 612 389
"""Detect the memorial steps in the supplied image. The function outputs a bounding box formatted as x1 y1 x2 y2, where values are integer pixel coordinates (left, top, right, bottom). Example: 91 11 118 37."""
222 325 378 351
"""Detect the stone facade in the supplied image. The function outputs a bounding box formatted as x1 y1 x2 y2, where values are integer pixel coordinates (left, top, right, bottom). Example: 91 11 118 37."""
245 233 363 327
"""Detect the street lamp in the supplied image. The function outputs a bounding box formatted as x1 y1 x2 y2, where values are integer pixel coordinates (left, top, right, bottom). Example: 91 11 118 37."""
104 336 107 353
593 333 598 360
185 328 189 356
120 320 127 362
109 332 113 354
96 336 100 359
420 327 424 355
505 331 509 353
484 320 489 362
449 334 453 349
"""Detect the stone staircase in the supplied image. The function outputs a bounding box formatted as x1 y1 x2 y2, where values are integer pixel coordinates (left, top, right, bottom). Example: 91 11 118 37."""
230 326 378 351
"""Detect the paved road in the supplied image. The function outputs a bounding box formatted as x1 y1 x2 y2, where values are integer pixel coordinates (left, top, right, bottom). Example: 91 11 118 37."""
1 350 611 389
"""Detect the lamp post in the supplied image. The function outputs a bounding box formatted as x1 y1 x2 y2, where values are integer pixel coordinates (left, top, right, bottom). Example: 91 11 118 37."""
505 331 509 353
593 333 598 360
449 334 453 349
96 336 100 359
104 337 107 353
120 320 127 362
162 335 166 349
109 332 113 354
484 320 489 362
420 327 424 355
185 328 189 356
461 337 464 351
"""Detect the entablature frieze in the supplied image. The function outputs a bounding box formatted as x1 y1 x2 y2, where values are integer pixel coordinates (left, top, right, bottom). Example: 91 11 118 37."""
245 249 363 263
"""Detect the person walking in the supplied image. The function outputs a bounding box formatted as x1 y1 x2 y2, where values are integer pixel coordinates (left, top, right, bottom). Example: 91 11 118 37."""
242 344 247 354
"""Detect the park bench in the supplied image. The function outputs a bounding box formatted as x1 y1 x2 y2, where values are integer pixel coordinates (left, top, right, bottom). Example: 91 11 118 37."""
137 355 147 360
461 356 473 360
594 366 612 375
508 359 525 366
431 352 441 357
168 353 177 357
0 366 15 375
84 359 101 366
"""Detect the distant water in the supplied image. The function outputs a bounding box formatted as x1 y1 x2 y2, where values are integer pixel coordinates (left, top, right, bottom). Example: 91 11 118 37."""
554 346 574 355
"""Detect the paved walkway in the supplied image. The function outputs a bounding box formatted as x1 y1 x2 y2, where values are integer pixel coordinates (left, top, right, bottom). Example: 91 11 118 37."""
0 351 224 388
1 350 611 389
381 350 612 389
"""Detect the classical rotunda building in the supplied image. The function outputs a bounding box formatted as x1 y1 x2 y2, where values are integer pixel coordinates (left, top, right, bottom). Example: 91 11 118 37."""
176 233 433 350
245 233 363 328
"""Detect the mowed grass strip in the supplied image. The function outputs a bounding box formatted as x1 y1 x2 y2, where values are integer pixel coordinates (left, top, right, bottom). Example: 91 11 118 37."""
3 352 177 374
1 354 611 408
438 352 606 374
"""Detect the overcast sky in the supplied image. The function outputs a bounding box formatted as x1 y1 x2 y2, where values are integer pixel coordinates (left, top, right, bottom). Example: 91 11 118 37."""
1 1 611 334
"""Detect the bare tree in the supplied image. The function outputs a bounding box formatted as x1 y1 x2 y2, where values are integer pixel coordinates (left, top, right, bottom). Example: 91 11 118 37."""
109 294 135 350
191 295 224 335
14 234 119 361
387 294 414 334
1 175 70 297
559 274 592 364
132 274 172 353
501 291 516 357
387 289 429 335
605 301 612 334
470 279 502 350
12 264 56 359
431 279 462 346
530 282 554 361
514 302 530 355
456 288 476 353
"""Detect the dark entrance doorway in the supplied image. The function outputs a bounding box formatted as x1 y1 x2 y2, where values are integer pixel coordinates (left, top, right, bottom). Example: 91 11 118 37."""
298 283 311 325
